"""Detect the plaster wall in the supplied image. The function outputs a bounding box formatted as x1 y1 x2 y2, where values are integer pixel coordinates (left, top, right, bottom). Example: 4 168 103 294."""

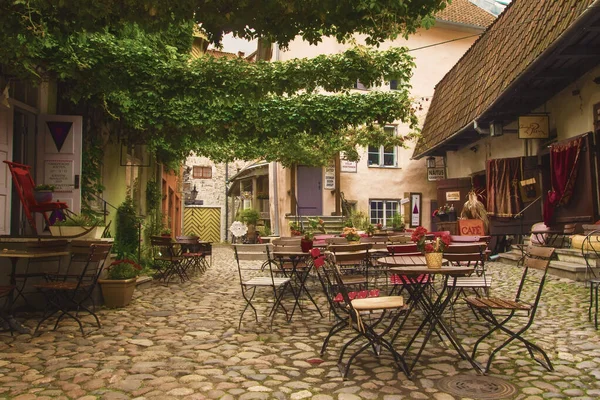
277 24 482 231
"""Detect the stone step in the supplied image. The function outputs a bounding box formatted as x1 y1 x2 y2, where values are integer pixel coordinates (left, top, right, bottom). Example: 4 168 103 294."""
548 260 595 281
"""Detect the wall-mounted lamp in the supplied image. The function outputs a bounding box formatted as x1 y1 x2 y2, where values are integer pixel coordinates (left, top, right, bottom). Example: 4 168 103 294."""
190 184 198 200
426 156 436 168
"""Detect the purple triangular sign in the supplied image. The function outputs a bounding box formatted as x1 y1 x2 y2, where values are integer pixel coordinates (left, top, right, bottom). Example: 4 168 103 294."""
46 121 72 152
413 204 419 214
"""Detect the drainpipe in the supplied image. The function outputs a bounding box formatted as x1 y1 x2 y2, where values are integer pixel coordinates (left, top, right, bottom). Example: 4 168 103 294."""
272 42 281 236
225 162 229 242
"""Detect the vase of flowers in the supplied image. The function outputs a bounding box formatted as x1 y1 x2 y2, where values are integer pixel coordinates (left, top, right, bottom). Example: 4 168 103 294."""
342 226 361 243
411 226 451 269
432 204 451 222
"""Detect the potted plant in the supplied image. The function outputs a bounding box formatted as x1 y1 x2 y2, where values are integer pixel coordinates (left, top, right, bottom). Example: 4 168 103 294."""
391 214 405 231
342 226 361 243
239 208 260 243
49 214 105 239
33 184 55 204
433 204 451 222
161 228 172 237
98 257 142 307
411 226 451 268
289 221 303 236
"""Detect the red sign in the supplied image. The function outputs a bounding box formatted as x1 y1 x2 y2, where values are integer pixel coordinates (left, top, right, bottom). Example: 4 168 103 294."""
458 219 485 236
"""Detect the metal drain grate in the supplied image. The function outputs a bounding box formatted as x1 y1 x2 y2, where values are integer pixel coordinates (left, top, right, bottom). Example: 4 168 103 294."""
436 375 517 399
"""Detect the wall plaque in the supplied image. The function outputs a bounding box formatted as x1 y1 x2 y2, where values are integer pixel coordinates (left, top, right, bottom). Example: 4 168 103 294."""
445 191 460 201
427 167 446 181
44 160 73 191
341 160 357 173
324 160 336 190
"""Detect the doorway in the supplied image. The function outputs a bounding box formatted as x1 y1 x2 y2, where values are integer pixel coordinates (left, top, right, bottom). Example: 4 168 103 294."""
296 166 323 216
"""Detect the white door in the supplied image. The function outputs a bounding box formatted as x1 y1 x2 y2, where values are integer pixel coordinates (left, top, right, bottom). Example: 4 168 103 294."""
37 115 82 217
0 108 13 235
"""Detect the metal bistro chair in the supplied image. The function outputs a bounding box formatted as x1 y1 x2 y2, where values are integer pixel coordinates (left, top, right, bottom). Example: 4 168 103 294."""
466 246 555 373
328 243 372 289
444 242 491 312
13 239 69 309
176 236 208 274
330 259 409 380
233 244 292 329
34 241 112 335
151 236 187 284
310 248 380 356
385 244 431 298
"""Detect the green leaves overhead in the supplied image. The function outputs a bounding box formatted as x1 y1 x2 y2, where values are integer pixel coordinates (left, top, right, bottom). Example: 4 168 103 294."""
0 0 434 166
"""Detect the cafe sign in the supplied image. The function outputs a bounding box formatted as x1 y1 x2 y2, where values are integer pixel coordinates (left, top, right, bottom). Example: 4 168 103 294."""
518 115 549 139
427 167 446 181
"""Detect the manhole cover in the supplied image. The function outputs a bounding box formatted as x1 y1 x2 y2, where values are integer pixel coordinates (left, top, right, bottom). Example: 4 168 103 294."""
436 375 517 400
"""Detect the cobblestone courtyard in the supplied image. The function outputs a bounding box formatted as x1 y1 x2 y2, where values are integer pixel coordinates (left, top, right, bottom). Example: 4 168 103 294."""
1 245 600 399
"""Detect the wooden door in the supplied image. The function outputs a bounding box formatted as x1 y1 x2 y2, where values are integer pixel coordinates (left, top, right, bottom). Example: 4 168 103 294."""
0 107 13 235
296 166 322 216
37 115 83 216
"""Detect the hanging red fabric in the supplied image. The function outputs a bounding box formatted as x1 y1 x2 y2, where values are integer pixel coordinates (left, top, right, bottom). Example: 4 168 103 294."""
543 137 583 225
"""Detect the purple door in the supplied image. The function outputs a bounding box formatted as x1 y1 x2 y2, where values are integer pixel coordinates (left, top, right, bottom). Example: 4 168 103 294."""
297 166 322 216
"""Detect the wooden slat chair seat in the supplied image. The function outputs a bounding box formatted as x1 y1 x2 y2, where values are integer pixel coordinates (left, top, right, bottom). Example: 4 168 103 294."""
466 246 556 373
33 241 112 335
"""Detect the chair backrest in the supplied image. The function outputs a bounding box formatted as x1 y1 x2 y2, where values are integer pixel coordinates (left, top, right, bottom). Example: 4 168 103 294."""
326 237 349 245
233 244 276 284
515 246 555 318
176 235 200 253
444 243 487 273
69 241 113 287
309 248 346 315
25 239 69 274
272 237 302 253
4 161 37 208
450 235 490 243
359 236 388 250
388 235 410 244
273 237 301 244
328 243 372 253
151 236 179 259
387 243 419 255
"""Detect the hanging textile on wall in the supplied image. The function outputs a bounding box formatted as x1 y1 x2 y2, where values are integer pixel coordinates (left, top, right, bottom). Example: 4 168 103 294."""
486 157 522 218
543 136 583 225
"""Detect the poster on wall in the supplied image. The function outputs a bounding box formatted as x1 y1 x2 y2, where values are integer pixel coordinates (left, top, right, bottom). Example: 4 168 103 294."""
324 160 336 190
410 192 422 228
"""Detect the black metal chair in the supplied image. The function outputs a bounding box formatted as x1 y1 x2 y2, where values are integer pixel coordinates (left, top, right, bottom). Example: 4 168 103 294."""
330 258 409 380
582 229 600 328
33 241 112 335
151 236 186 284
12 239 68 309
233 244 292 330
466 246 555 373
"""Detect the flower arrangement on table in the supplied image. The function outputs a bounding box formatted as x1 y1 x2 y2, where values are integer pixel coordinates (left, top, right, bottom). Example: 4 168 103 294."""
342 226 361 242
411 226 451 254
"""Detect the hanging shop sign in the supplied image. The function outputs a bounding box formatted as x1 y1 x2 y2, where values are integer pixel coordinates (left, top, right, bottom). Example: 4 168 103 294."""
427 167 446 181
518 115 549 139
341 160 357 173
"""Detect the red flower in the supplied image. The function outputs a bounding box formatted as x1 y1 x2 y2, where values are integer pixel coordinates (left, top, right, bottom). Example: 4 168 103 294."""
424 243 434 253
432 209 439 217
440 233 451 247
110 258 142 270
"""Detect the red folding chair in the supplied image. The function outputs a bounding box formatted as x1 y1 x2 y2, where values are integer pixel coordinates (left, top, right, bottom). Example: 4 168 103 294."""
4 161 69 234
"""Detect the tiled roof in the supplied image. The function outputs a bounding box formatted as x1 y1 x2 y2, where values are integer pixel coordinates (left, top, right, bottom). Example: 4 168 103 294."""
435 0 496 28
414 0 596 158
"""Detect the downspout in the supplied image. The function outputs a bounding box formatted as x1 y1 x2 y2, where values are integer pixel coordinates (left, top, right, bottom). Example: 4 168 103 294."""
225 162 229 242
272 42 281 236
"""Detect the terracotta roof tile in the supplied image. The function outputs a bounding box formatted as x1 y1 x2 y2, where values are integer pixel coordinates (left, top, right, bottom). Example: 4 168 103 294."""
414 0 596 158
435 0 496 28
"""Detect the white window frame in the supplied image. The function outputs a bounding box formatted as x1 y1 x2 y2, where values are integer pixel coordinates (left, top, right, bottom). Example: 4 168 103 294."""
368 125 398 168
369 199 400 226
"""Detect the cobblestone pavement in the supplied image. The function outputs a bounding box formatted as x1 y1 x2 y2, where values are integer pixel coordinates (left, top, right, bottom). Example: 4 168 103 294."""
1 245 600 399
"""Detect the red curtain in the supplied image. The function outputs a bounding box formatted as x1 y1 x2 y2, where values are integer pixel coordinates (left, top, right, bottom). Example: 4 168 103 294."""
543 137 583 225
486 158 521 218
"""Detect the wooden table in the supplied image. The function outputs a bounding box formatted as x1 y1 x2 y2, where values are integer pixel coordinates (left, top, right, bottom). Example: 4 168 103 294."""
0 249 69 333
272 250 323 320
377 256 483 375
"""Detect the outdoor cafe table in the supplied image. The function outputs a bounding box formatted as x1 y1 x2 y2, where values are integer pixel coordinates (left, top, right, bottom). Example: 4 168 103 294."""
272 250 323 320
0 249 69 333
377 255 483 375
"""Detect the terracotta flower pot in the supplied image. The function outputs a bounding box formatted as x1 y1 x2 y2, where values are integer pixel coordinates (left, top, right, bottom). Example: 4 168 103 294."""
98 278 137 308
